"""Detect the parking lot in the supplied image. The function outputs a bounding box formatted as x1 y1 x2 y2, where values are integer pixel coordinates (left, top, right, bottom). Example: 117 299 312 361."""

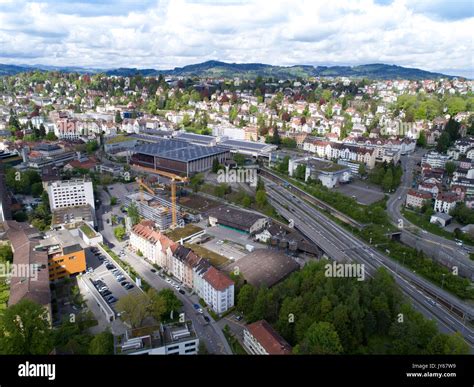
85 247 141 313
334 179 385 205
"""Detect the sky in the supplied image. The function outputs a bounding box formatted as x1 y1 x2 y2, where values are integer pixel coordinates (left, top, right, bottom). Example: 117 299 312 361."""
0 0 472 77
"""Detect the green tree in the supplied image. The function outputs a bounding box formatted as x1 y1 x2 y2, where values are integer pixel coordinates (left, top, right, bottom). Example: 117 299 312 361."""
417 131 427 148
0 245 13 263
147 288 167 322
212 158 220 173
158 288 182 319
294 164 306 180
233 153 245 166
295 321 343 354
445 161 456 176
127 202 140 226
114 225 126 241
88 331 114 355
242 195 252 208
116 292 150 328
115 111 123 123
31 182 44 197
237 284 257 316
214 183 230 198
427 332 469 355
86 140 99 154
0 299 52 355
358 163 367 177
189 173 204 193
45 132 58 141
255 189 267 208
382 169 393 192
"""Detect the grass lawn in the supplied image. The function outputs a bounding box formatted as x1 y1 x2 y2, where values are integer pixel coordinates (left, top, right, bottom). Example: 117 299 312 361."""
80 223 97 238
184 243 230 268
166 224 203 242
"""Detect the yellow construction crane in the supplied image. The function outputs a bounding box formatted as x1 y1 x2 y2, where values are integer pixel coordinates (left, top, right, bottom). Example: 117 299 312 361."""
136 177 156 203
132 165 189 228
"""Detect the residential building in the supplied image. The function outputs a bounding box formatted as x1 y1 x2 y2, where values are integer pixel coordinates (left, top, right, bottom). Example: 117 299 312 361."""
38 230 86 281
199 266 234 315
434 192 459 214
405 189 432 209
421 151 452 169
243 320 292 355
47 179 95 211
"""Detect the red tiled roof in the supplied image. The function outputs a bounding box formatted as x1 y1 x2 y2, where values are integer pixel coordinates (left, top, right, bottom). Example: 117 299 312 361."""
407 189 432 199
202 266 233 291
246 320 292 355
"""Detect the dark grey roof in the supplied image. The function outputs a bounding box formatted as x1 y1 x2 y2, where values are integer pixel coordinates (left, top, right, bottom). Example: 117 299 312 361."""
63 243 82 255
219 139 276 151
206 206 266 230
175 132 215 144
35 143 61 151
134 140 228 162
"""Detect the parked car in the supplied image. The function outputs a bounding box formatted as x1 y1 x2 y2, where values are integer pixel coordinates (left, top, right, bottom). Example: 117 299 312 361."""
98 285 108 292
197 308 203 314
86 267 93 273
179 289 185 295
150 268 157 273
106 264 116 270
117 276 126 282
100 290 111 297
165 278 172 284
105 296 117 304
193 304 200 310
234 315 243 321
203 316 210 323
124 284 134 290
121 281 129 287
97 255 105 261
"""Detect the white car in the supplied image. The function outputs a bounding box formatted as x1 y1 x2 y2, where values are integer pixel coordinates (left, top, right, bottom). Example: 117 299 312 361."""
86 267 93 273
197 308 203 314
165 278 172 284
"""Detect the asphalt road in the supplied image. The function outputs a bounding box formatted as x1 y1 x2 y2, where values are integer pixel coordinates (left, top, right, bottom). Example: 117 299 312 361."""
386 150 474 279
97 188 232 354
264 179 474 348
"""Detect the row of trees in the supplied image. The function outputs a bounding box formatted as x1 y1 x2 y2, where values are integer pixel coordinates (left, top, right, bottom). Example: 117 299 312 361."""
236 262 469 354
369 161 403 192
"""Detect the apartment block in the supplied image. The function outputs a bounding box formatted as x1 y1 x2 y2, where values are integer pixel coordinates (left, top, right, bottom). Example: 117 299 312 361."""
47 179 95 211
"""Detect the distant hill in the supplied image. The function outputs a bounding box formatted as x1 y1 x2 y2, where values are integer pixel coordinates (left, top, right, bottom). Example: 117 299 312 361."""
0 61 459 80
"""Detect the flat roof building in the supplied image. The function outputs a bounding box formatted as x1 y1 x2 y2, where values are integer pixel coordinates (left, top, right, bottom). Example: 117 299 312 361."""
131 139 229 177
117 321 199 355
225 249 300 288
207 205 268 234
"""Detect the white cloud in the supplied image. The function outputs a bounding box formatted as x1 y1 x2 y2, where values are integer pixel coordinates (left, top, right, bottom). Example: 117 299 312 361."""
0 0 471 76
